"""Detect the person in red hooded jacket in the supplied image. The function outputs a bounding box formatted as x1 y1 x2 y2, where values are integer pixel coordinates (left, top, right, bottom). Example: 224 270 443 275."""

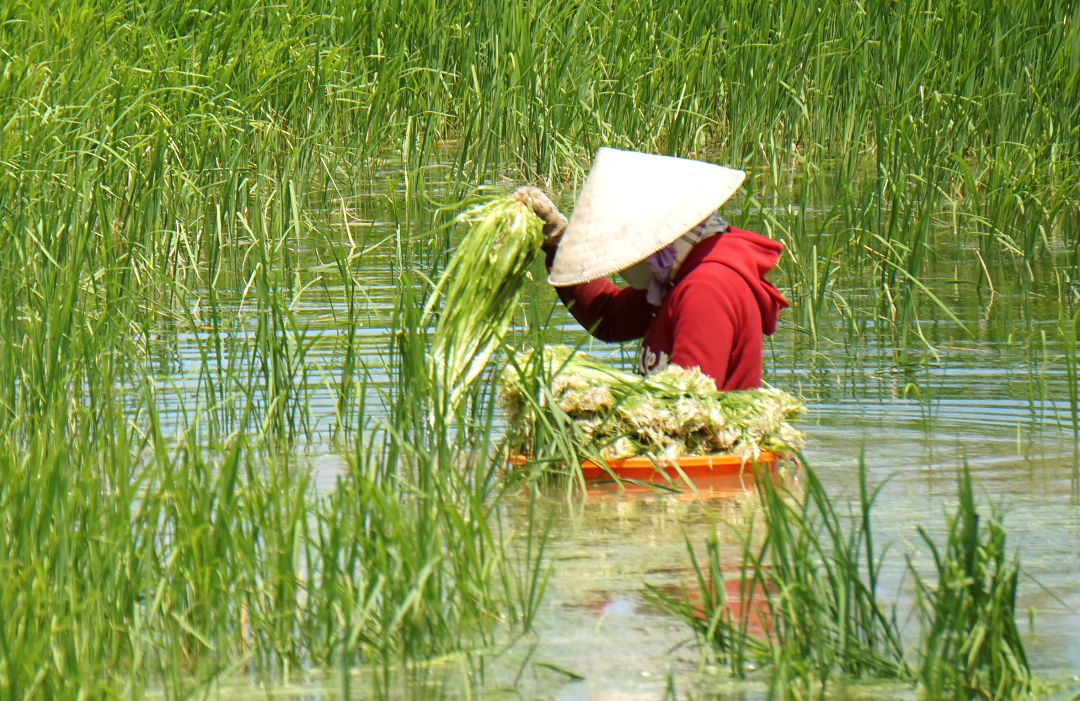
512 148 789 392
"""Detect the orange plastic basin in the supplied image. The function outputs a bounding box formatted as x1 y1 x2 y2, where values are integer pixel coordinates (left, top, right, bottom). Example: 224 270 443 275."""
580 452 777 482
510 452 788 500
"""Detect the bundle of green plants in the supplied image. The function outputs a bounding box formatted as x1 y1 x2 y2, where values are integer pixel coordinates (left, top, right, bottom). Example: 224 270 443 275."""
424 197 543 406
500 346 805 462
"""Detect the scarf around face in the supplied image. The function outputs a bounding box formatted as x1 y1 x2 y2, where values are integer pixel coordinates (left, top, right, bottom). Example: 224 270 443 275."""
645 213 729 306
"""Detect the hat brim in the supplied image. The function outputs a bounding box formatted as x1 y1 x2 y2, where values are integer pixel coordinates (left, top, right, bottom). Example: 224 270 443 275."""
549 148 745 286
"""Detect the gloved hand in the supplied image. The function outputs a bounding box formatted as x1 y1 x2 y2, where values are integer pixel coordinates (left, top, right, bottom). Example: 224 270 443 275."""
510 186 567 251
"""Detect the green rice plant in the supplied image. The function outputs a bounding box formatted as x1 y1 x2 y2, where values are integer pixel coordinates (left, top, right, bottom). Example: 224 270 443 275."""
1060 308 1080 446
497 496 555 635
0 328 542 699
647 516 771 677
3 0 1078 378
0 147 550 699
649 458 907 692
326 238 364 442
1062 304 1080 497
909 464 1031 700
654 459 1034 699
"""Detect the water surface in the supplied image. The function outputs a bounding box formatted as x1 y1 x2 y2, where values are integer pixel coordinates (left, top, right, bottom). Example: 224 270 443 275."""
153 176 1080 699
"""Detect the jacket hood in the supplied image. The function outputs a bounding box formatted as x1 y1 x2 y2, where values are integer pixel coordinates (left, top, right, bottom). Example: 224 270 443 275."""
674 227 790 335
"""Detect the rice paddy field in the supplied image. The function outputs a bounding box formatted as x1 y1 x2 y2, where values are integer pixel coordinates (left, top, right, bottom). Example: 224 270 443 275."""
3 0 1080 699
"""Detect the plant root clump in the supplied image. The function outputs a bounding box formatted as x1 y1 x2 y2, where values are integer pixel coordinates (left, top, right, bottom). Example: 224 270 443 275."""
500 346 805 463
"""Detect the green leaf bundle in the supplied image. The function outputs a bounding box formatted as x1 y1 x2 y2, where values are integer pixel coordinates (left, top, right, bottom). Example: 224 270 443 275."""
425 197 543 405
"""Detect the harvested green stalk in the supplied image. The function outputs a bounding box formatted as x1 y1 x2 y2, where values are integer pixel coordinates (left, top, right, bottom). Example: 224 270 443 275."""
501 346 805 462
424 197 543 405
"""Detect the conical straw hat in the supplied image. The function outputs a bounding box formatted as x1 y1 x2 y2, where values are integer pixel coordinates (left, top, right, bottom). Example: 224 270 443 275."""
549 148 746 286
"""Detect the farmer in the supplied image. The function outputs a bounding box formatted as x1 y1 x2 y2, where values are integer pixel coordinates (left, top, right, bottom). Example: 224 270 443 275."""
512 147 789 391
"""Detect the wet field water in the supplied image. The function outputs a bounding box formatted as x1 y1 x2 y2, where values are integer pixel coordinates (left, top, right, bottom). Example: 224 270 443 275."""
144 195 1080 699
6 4 1080 695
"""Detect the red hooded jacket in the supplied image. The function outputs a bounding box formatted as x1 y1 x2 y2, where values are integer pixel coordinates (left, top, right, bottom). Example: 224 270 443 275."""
549 228 789 390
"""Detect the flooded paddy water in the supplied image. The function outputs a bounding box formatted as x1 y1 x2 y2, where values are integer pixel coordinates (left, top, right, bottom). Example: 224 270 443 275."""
7 5 1080 696
147 182 1080 699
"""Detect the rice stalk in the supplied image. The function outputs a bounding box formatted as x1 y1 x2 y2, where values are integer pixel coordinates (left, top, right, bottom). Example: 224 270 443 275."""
424 197 543 407
909 463 1031 700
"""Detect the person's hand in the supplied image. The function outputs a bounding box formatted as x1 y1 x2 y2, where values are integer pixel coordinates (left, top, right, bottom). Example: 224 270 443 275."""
510 186 567 251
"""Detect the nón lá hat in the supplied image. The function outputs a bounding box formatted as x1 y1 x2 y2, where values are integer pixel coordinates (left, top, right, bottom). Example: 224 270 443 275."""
548 148 746 286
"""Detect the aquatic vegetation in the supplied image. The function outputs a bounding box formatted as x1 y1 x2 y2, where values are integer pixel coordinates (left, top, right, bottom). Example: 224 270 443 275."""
1060 309 1080 445
500 346 805 462
649 460 904 689
910 467 1030 700
652 461 1032 699
2 0 1077 366
0 314 543 700
0 0 1077 696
